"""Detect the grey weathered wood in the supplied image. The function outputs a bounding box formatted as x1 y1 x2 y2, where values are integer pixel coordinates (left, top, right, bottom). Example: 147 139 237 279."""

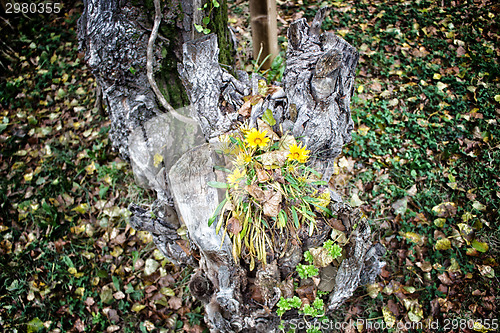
77 0 233 160
169 144 246 331
78 0 162 159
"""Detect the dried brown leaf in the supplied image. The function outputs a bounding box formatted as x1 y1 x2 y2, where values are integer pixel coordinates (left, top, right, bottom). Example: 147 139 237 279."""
263 191 282 218
227 217 242 235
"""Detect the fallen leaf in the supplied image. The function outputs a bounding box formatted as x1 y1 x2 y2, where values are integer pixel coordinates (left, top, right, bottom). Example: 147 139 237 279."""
27 318 44 333
263 191 282 217
456 45 466 57
245 184 266 202
432 202 457 217
435 238 451 250
402 298 423 322
392 197 408 215
400 231 425 246
382 306 396 328
131 303 146 312
113 291 125 300
309 247 334 268
472 201 486 211
416 261 432 272
259 150 288 169
255 167 271 182
350 192 364 207
471 239 488 253
437 272 453 285
357 124 370 136
434 218 446 228
366 283 382 299
477 265 494 278
144 258 160 276
168 296 183 310
153 153 163 167
100 285 114 304
106 325 120 332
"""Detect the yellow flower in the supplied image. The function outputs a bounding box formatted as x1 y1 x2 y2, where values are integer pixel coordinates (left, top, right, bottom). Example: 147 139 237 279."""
245 128 270 148
234 151 253 167
227 168 246 189
287 143 310 163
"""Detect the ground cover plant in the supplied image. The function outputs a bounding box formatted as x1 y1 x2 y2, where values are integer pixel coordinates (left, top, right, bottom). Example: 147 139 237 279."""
1 0 499 332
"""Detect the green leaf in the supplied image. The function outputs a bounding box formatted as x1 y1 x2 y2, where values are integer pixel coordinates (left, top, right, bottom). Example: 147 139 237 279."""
203 28 211 34
212 0 220 7
213 165 232 173
262 109 276 126
291 207 300 228
303 196 332 216
112 275 121 291
208 198 227 227
301 165 322 177
207 181 228 188
471 239 488 253
99 185 109 199
27 318 44 333
194 24 204 33
202 17 210 25
304 250 314 263
277 209 287 228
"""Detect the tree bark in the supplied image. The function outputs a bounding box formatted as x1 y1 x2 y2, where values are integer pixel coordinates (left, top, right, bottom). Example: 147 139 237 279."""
77 0 234 160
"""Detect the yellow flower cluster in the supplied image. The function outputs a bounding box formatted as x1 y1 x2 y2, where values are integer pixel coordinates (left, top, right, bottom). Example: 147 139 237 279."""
245 128 270 148
226 168 246 189
287 143 310 163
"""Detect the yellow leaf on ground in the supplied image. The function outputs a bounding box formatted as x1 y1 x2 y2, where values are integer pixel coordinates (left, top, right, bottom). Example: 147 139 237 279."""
366 283 382 299
72 203 90 214
382 306 396 328
435 238 451 250
131 303 146 312
432 202 457 217
85 161 96 175
357 124 370 136
400 231 425 246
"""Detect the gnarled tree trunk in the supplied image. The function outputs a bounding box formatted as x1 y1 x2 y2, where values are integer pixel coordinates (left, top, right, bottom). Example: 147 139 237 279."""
80 3 385 331
77 0 234 160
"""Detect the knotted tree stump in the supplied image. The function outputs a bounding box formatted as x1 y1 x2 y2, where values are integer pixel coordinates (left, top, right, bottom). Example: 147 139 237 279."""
81 4 386 332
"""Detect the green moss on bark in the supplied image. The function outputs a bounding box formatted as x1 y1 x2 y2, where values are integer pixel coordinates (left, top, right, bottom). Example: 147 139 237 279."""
209 0 235 67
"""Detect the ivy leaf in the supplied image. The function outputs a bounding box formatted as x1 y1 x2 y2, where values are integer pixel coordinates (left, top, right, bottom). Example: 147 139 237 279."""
262 108 276 126
194 24 204 33
471 239 488 253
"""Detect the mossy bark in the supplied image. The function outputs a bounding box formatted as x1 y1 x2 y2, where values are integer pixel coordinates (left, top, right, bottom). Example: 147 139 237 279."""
78 0 235 158
208 0 235 68
155 0 235 108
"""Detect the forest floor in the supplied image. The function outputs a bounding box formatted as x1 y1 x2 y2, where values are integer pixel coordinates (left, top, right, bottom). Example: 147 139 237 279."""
0 0 499 332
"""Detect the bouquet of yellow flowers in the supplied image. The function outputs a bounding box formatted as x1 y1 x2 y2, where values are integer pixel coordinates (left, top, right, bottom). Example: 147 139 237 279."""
208 119 333 270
